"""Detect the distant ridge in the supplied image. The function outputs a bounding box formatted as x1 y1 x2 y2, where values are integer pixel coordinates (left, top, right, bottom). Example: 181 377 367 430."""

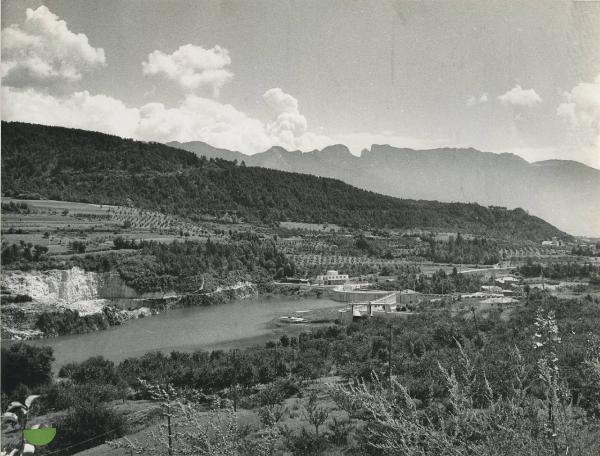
169 141 600 236
1 122 569 241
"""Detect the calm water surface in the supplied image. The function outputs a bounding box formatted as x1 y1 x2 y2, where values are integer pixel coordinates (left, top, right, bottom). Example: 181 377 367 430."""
27 296 341 368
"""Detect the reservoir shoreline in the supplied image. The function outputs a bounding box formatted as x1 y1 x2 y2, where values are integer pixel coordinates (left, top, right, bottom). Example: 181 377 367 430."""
15 294 343 370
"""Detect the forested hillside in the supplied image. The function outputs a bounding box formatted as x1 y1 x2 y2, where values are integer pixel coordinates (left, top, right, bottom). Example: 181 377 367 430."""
1 122 568 241
171 140 600 236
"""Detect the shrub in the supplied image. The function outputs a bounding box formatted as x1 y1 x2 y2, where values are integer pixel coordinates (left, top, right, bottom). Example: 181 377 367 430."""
2 294 33 303
1 343 54 393
41 382 126 412
36 310 110 336
281 428 329 456
258 404 286 426
257 378 301 407
327 417 352 446
69 240 87 253
59 356 121 385
48 403 126 455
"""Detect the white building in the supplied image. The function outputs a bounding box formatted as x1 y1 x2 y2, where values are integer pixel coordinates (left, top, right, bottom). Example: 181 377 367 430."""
315 270 349 285
480 297 519 305
495 276 519 285
542 237 563 247
481 285 503 294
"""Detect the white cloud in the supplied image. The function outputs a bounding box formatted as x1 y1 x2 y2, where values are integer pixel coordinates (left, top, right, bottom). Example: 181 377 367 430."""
264 88 307 139
498 85 542 107
136 88 332 152
0 7 440 158
142 44 233 96
1 6 105 90
557 74 600 151
263 87 300 114
262 88 323 150
466 93 488 107
0 11 329 155
1 85 332 154
137 96 272 153
1 87 139 137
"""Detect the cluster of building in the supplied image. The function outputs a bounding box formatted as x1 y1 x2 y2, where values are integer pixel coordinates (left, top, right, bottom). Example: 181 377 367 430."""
280 266 532 320
460 275 521 305
541 237 564 247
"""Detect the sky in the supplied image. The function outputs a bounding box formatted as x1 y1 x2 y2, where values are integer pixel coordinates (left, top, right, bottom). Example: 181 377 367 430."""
2 0 600 168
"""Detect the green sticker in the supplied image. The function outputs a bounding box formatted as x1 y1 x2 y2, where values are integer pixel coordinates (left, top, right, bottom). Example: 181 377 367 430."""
23 427 57 446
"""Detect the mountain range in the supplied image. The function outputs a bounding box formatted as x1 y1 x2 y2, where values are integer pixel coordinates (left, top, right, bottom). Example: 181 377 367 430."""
168 141 600 236
1 122 567 241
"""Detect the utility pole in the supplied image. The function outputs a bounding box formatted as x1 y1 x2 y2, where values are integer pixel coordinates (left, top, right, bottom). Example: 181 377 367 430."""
541 269 545 291
388 324 393 392
166 400 173 456
232 349 238 412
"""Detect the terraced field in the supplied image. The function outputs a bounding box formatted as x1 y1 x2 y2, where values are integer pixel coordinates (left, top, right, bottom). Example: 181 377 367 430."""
289 253 411 269
1 199 238 255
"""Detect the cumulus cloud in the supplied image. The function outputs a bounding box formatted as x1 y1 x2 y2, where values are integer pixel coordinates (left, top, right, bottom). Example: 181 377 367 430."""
263 87 300 114
0 7 329 155
498 85 542 107
137 96 273 152
1 86 139 137
261 88 331 151
557 74 600 150
2 81 448 156
1 85 332 154
1 86 268 151
1 6 105 91
142 44 233 96
137 88 332 152
264 88 307 144
466 93 488 107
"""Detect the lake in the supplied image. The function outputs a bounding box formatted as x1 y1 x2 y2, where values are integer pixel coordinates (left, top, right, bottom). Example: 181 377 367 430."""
26 296 342 369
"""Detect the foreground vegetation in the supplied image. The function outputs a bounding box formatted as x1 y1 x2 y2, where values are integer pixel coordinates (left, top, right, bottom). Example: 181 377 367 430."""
2 291 599 455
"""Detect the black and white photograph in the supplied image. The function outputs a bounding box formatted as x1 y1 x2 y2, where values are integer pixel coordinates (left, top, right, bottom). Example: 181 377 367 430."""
1 1 600 454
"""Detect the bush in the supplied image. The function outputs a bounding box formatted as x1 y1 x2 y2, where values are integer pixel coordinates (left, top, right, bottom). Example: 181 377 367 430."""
41 381 126 412
69 240 87 253
327 417 352 446
36 310 110 336
1 343 54 393
59 356 121 385
256 378 301 407
113 236 138 250
281 428 329 456
2 294 33 303
48 403 126 455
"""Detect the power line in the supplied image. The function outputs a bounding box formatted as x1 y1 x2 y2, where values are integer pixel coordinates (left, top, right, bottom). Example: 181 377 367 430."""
34 405 158 456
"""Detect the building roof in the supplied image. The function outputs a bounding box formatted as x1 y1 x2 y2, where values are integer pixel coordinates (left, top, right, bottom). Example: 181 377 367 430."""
480 297 518 305
400 289 419 294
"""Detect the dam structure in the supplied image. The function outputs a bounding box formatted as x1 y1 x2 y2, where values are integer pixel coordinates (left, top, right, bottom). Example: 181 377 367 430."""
330 284 421 323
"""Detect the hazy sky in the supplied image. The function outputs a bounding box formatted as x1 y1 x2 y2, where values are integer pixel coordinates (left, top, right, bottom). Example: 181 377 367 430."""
2 0 600 168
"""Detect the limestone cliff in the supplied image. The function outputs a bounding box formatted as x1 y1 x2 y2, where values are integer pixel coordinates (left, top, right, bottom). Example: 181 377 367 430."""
1 268 257 340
